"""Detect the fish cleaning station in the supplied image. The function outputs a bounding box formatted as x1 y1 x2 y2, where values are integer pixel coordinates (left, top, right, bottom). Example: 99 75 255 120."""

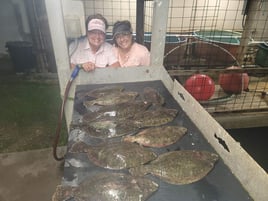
44 0 268 200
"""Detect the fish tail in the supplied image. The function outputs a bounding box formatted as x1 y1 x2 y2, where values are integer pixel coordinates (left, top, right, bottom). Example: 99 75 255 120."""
52 185 74 201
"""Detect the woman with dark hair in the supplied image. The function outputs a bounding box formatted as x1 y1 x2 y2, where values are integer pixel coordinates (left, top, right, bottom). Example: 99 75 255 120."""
70 14 119 71
112 20 150 67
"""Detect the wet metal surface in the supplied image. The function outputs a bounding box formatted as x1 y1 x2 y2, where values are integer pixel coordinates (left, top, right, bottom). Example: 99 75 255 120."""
62 80 252 201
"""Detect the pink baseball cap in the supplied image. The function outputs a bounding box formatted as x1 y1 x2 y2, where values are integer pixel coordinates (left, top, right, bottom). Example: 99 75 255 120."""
87 19 106 33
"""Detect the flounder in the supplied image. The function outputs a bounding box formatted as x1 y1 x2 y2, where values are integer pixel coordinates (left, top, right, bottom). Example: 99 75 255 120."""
52 172 158 201
82 101 151 123
123 125 187 147
129 150 219 185
133 108 178 128
142 87 165 106
76 85 125 99
83 91 139 106
70 141 157 170
81 119 140 139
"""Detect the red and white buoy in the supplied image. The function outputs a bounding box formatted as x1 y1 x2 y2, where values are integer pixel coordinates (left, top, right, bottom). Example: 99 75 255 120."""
219 66 249 94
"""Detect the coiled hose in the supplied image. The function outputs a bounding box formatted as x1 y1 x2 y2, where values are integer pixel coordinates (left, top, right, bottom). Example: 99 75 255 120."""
53 65 81 161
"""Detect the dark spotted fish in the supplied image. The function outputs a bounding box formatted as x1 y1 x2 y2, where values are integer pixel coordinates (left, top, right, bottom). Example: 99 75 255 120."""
129 150 219 185
52 172 158 201
82 101 151 123
123 125 187 147
83 91 139 106
133 108 178 128
76 85 124 99
142 87 165 105
70 141 157 170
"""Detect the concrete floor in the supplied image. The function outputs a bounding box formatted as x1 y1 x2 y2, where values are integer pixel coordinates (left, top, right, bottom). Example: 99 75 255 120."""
0 58 66 201
0 147 66 201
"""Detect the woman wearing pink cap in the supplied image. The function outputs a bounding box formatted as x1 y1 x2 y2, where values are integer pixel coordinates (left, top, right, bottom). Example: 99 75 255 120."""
70 14 119 71
112 20 150 67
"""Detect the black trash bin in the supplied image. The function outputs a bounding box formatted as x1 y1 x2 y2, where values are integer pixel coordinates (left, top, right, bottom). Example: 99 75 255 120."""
5 41 36 73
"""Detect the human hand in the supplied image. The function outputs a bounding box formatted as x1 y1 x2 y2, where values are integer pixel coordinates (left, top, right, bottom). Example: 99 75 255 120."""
82 62 96 72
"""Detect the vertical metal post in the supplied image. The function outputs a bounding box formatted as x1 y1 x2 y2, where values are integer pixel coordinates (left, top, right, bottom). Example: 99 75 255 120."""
136 0 145 45
44 0 72 130
150 0 170 66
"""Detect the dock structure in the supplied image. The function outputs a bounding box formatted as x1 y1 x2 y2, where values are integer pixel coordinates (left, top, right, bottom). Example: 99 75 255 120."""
45 1 268 200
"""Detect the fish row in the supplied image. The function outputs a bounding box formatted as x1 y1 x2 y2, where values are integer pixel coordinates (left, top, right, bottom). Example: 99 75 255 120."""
77 85 165 106
76 86 179 139
53 141 218 201
52 85 219 201
69 141 219 183
78 107 180 139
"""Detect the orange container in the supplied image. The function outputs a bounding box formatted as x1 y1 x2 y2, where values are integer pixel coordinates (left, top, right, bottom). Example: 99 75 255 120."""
193 30 241 65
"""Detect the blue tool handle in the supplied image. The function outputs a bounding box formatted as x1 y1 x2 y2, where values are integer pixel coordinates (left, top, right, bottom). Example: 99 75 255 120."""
70 65 82 80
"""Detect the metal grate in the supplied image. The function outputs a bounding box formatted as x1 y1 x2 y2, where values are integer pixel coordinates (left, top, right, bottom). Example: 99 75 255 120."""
84 0 137 33
161 0 268 68
204 70 268 113
169 68 268 113
161 0 268 114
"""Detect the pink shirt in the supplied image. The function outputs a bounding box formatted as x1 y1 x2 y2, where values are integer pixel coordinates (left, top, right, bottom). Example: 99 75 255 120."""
113 42 150 67
69 36 118 68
